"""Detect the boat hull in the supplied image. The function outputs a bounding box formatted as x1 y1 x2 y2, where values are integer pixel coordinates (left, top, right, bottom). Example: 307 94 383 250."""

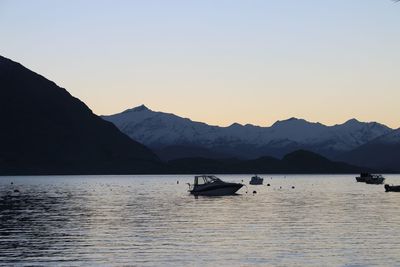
356 177 366 183
190 183 243 196
365 178 385 185
356 173 385 184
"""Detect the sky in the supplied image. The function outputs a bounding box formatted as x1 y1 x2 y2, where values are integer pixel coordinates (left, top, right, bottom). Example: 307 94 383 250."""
1 0 399 128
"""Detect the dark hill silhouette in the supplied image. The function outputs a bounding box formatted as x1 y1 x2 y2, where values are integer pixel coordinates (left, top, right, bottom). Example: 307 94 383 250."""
339 129 400 172
155 145 230 161
167 150 370 174
280 150 361 173
0 55 160 175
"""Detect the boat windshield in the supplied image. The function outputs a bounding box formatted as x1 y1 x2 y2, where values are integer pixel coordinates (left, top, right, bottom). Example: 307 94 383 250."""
194 175 222 185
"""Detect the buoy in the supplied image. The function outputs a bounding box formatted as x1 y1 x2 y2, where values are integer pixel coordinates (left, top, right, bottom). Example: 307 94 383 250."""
292 186 295 189
267 184 271 186
11 182 14 185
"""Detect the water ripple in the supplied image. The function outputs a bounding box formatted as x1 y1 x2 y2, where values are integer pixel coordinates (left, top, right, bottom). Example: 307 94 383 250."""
1 175 400 266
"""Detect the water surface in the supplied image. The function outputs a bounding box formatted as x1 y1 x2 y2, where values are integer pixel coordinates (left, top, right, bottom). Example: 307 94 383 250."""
1 175 400 266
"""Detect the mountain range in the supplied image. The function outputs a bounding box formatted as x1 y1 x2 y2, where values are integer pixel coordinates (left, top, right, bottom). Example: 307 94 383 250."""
1 54 397 174
103 105 400 171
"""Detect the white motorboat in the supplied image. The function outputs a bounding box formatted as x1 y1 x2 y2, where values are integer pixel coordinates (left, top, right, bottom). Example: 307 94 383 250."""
188 175 243 196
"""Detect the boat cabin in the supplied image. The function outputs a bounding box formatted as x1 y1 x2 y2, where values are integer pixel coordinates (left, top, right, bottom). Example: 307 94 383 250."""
359 173 383 178
194 175 222 186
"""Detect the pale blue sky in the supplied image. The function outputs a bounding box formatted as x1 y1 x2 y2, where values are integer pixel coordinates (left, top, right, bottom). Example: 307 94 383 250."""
1 0 399 127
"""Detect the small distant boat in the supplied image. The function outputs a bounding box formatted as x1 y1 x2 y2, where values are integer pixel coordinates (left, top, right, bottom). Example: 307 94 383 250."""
356 173 370 182
188 175 243 196
385 184 400 192
249 175 264 185
356 173 385 184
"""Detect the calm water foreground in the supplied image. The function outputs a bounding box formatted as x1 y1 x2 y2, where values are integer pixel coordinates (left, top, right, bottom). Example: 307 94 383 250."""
1 175 400 266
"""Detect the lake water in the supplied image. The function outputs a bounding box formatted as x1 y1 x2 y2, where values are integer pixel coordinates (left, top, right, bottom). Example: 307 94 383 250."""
1 175 400 266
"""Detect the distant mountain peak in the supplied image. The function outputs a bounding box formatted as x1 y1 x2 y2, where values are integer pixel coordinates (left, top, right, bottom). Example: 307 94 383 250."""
125 104 151 113
272 117 309 127
278 117 301 122
288 117 300 121
344 118 361 124
228 122 243 128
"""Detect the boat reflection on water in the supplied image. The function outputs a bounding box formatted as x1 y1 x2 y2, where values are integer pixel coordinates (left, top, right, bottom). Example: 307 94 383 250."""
187 175 244 196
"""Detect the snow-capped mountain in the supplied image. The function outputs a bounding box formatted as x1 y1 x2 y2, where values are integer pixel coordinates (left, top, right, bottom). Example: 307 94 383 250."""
102 105 393 160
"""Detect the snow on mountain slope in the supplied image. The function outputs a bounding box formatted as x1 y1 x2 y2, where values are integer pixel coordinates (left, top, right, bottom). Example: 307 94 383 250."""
329 119 393 149
371 128 400 144
267 118 328 143
103 105 226 146
101 105 392 158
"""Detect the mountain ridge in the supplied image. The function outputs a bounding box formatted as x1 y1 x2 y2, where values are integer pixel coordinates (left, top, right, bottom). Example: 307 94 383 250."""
102 104 393 161
106 105 387 129
0 55 161 175
166 149 374 174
